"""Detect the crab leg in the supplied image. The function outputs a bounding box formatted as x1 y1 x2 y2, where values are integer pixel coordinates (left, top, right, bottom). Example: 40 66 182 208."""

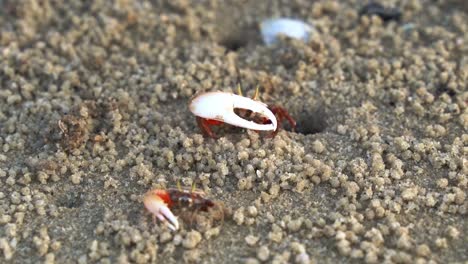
196 116 220 138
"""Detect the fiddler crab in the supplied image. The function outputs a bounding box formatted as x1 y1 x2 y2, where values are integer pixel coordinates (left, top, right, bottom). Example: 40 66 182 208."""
189 86 296 138
144 184 224 231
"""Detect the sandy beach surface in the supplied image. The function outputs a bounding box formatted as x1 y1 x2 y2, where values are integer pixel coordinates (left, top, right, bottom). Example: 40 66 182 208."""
0 0 466 263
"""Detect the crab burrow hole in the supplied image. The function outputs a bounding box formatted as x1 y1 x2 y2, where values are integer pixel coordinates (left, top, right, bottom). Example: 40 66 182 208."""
217 23 261 52
290 102 328 135
214 1 266 52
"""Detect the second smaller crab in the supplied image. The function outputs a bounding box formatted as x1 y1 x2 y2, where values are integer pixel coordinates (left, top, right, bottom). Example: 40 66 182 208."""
189 87 296 138
144 186 225 230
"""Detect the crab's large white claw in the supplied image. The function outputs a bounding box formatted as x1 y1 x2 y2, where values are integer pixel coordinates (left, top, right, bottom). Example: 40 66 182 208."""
189 91 278 131
144 194 179 231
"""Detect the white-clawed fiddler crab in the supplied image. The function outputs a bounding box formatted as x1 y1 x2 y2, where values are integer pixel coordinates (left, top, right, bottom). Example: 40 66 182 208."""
188 86 296 138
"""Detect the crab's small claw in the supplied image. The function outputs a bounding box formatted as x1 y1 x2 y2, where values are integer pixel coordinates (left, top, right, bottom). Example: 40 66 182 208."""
189 91 278 131
157 205 179 231
144 192 179 231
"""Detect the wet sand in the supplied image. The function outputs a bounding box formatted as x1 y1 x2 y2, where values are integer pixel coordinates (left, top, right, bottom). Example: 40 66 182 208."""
0 0 466 263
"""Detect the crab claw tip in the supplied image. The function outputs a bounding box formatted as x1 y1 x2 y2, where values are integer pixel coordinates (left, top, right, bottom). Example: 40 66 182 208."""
230 94 277 131
160 206 179 230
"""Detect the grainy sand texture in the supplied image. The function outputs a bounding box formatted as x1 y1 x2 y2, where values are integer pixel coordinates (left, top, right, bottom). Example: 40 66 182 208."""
0 0 467 263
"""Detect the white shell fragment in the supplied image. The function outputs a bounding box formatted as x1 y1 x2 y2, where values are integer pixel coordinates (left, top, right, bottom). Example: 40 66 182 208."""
189 91 278 131
260 18 314 45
